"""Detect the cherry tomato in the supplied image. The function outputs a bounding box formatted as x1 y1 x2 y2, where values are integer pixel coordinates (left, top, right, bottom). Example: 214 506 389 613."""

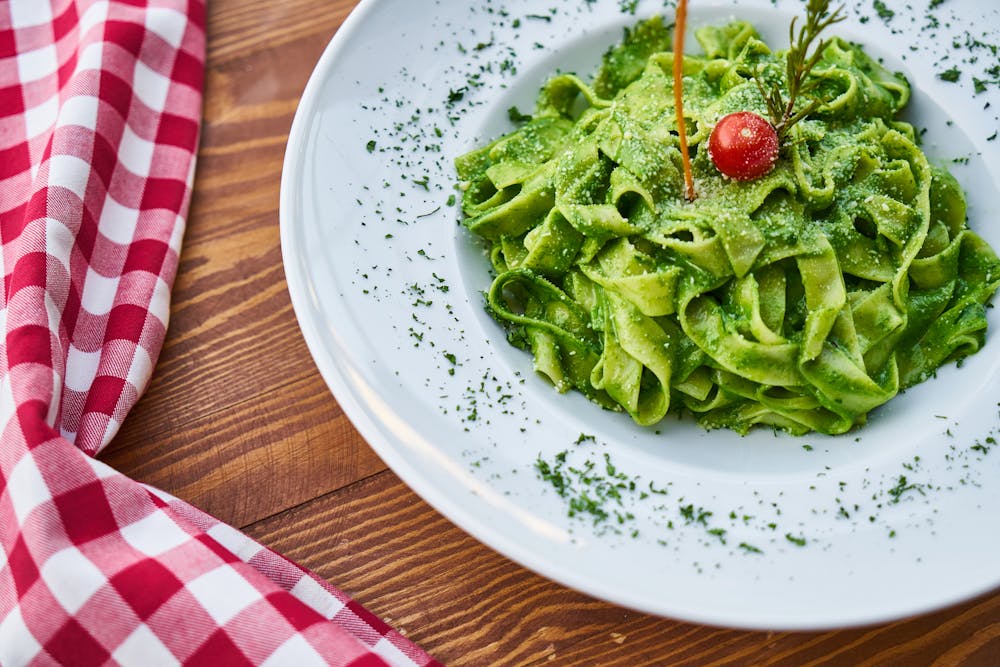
707 111 779 181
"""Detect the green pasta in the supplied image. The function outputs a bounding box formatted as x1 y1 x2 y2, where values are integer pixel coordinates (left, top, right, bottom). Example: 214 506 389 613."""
455 17 1000 435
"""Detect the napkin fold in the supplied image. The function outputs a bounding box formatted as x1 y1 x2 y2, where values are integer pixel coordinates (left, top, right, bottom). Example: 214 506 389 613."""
0 2 438 665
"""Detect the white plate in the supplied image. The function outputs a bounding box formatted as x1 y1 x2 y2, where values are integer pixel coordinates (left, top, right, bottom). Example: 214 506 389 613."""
280 0 1000 630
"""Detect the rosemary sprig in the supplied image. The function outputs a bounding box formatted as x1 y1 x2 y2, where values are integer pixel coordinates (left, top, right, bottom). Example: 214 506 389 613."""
754 0 846 140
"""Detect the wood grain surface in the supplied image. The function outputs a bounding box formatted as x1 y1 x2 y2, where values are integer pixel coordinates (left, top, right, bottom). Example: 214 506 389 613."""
98 1 1000 665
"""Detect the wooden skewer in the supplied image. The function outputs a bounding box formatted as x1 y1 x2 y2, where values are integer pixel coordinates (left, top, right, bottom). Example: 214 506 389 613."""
673 0 696 201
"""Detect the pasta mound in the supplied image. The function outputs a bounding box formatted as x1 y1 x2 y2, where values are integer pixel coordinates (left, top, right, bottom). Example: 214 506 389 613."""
455 18 1000 435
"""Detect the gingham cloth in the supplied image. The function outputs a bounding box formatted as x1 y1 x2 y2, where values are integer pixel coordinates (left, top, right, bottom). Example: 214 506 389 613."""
0 1 439 665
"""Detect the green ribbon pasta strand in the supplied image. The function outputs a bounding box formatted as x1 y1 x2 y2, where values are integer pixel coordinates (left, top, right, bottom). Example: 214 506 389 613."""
591 290 675 425
456 16 1000 436
486 269 614 406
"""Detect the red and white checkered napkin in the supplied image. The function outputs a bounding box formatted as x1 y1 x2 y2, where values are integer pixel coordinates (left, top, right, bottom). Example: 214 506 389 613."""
0 2 440 665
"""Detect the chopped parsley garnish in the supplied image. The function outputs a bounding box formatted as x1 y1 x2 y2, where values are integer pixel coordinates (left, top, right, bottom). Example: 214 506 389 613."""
707 528 727 544
887 475 925 504
938 66 962 82
785 534 807 547
872 0 894 22
534 449 638 532
507 106 533 124
618 0 639 14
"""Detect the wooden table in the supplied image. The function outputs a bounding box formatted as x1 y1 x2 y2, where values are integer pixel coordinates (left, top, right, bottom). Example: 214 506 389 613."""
99 1 1000 664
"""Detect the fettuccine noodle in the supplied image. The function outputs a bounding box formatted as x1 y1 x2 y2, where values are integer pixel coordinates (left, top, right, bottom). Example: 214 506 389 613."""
455 18 1000 435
